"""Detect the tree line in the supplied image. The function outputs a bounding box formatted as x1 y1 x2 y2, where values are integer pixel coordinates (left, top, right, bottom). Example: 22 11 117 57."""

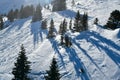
7 4 42 22
6 0 67 22
0 0 67 30
0 15 3 30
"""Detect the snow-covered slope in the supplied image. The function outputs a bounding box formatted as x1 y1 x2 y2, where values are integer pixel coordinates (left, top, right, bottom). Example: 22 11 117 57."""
0 0 120 80
0 0 51 14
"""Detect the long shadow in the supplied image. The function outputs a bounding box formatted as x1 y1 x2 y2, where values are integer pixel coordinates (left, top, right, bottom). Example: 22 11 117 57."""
57 10 76 18
30 22 44 47
117 30 120 38
72 39 106 76
30 71 45 80
39 30 43 42
88 31 120 68
4 18 29 34
89 31 120 51
75 31 120 68
96 24 105 29
49 39 66 69
89 37 120 68
65 47 90 80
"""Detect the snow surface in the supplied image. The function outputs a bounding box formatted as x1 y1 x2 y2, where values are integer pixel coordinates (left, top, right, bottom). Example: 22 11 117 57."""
0 0 120 80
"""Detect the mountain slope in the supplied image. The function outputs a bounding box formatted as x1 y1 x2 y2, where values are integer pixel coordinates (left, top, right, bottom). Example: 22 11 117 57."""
0 0 120 80
0 0 51 14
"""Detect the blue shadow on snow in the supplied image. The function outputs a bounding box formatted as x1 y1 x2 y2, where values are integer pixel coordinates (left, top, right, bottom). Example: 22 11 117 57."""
65 47 90 80
75 31 120 68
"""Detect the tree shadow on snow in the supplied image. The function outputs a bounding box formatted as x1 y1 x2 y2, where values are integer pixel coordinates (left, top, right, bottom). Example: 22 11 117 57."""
65 47 90 80
30 22 47 47
49 39 66 70
57 10 76 18
117 30 120 38
75 31 120 68
4 18 29 34
72 38 106 77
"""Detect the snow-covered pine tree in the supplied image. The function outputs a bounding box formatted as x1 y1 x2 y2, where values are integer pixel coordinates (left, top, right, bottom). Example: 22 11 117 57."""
69 19 72 30
74 10 81 32
105 10 120 29
60 35 64 45
62 19 67 34
48 19 55 38
82 12 88 31
59 19 67 35
45 57 61 80
12 44 31 80
65 35 72 47
41 19 47 29
59 22 63 34
0 15 3 30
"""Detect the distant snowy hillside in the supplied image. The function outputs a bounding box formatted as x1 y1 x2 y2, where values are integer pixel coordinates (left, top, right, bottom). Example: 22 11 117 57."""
0 0 51 14
0 0 120 80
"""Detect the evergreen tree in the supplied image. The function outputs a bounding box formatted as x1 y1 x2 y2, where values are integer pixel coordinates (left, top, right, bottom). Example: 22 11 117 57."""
58 22 63 34
65 35 72 47
7 9 14 22
24 5 34 18
28 5 34 17
82 12 88 31
14 9 19 19
19 5 34 19
60 0 66 11
111 10 120 21
32 4 42 22
69 19 72 30
62 19 67 34
45 57 61 80
94 18 98 24
105 10 120 29
74 10 81 32
12 45 31 80
60 35 64 45
41 19 47 29
52 0 57 11
0 15 3 30
48 19 55 38
59 19 67 35
19 5 24 19
52 0 66 11
74 11 88 32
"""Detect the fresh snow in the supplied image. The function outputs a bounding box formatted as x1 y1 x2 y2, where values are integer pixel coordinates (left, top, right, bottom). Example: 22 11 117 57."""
0 0 120 80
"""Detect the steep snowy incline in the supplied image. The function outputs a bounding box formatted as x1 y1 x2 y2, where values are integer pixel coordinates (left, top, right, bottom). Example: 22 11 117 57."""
0 0 120 80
